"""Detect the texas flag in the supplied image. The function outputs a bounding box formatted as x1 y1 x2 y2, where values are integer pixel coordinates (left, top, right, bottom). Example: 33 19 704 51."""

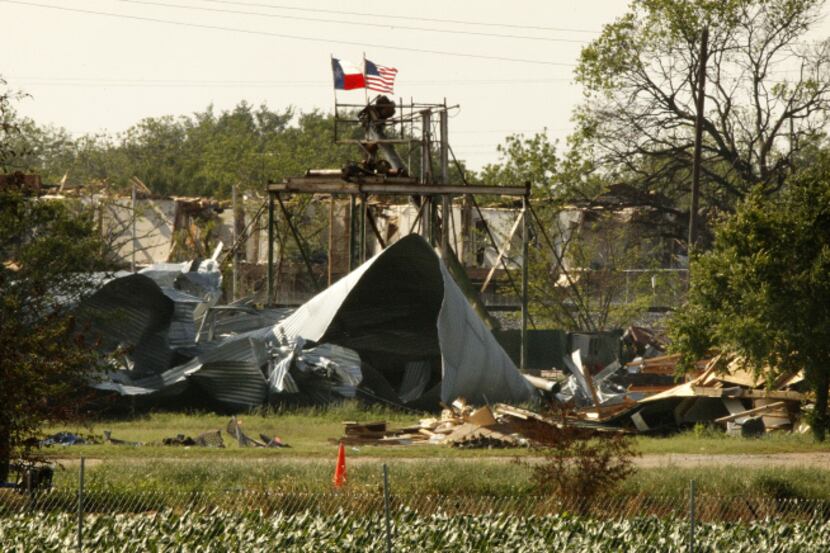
331 58 365 90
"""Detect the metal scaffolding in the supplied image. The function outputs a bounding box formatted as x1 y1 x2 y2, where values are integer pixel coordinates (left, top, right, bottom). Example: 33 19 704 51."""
265 100 532 369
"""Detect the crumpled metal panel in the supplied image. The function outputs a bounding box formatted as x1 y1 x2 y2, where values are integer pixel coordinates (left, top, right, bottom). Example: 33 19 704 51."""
398 361 431 404
187 337 269 409
76 273 176 375
274 234 534 406
297 343 363 398
94 335 269 410
435 254 534 404
267 338 304 395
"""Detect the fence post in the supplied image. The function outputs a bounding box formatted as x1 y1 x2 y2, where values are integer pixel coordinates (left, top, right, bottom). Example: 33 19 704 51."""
78 456 85 553
383 464 392 553
26 469 33 512
688 479 696 553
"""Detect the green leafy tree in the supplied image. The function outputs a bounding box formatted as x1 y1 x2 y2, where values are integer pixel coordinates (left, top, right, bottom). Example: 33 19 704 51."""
0 77 29 172
0 188 116 482
670 149 830 440
481 132 668 331
0 78 114 481
574 0 830 240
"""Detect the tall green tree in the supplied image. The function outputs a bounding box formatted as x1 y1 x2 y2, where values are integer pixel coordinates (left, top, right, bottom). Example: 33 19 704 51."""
670 149 830 440
0 190 115 481
574 0 830 241
0 77 28 172
0 78 114 481
480 132 670 331
17 103 361 198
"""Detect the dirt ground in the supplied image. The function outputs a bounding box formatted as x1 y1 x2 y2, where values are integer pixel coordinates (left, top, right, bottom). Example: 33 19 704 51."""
56 452 830 469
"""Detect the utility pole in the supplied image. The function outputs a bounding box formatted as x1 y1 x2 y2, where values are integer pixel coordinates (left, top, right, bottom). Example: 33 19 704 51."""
688 26 709 254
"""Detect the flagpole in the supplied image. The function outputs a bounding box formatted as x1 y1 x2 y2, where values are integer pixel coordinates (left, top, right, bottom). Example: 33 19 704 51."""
331 54 338 141
362 52 369 106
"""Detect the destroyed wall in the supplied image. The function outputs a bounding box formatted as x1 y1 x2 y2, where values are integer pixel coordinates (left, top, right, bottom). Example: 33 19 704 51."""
98 197 177 264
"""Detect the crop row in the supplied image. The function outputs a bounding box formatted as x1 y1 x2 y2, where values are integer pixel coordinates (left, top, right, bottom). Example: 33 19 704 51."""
2 508 830 552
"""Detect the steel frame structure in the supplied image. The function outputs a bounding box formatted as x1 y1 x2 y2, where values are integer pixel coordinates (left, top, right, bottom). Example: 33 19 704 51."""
265 103 532 369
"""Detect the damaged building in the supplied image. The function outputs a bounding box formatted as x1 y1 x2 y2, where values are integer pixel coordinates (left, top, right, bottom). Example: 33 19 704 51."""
84 235 535 411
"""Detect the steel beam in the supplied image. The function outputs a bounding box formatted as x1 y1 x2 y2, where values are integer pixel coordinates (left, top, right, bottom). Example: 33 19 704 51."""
521 195 529 371
268 181 528 196
266 193 275 305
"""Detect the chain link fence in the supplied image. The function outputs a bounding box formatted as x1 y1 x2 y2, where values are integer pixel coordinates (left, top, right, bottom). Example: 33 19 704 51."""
3 468 830 552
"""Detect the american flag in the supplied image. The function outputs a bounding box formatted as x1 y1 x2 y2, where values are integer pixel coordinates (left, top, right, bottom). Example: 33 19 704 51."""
364 58 398 94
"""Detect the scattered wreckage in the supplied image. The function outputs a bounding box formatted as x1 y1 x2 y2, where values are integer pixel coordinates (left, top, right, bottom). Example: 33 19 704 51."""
74 231 811 439
39 417 289 450
553 346 811 436
333 398 615 449
81 235 534 411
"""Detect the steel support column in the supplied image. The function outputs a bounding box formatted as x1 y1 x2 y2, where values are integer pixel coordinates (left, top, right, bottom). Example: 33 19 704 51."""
521 194 529 371
440 109 450 256
266 192 275 305
359 193 368 263
348 195 356 271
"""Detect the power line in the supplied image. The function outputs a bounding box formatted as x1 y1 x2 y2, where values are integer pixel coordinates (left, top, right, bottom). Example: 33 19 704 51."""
9 77 575 88
116 0 590 44
2 0 577 67
195 0 602 34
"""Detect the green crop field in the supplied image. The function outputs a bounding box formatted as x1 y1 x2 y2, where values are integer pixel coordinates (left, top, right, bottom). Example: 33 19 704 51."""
3 507 830 552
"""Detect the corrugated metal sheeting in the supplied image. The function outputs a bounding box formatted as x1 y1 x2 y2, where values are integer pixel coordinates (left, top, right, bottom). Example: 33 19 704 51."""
86 235 535 411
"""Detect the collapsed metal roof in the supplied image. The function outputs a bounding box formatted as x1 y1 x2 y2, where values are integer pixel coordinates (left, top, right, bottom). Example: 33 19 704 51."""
87 234 534 410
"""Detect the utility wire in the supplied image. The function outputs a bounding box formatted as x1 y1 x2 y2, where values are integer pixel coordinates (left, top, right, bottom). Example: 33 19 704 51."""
9 77 575 88
117 0 591 44
2 0 577 67
196 0 602 34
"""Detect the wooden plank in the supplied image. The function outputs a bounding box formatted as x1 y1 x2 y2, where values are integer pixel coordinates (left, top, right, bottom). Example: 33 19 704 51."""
715 401 786 423
691 387 807 401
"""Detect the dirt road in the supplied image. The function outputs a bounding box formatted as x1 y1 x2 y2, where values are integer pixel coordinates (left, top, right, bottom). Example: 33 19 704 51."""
55 452 830 468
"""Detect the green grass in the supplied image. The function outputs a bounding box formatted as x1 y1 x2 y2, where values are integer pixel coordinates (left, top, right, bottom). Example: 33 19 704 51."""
636 428 830 455
49 458 533 496
42 402 830 461
41 403 534 460
31 402 830 499
44 456 830 500
620 467 830 500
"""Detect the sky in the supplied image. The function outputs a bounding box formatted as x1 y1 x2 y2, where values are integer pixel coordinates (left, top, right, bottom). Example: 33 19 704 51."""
1 1 829 171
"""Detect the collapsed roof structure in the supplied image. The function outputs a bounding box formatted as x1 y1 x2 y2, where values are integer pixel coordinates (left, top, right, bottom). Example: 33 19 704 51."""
85 235 535 411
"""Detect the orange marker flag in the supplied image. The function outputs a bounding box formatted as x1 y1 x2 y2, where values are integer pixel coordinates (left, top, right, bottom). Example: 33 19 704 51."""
333 441 347 488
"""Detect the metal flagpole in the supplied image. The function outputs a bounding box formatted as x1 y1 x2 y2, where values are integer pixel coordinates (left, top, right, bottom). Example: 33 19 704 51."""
331 54 339 141
362 52 370 105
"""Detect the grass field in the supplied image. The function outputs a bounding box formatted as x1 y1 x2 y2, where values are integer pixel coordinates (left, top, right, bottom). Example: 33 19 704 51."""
33 402 830 499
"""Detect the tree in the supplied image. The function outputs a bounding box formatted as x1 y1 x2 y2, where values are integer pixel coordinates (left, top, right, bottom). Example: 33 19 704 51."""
0 77 29 171
0 188 117 481
0 78 114 481
480 132 671 331
573 0 830 242
670 149 830 440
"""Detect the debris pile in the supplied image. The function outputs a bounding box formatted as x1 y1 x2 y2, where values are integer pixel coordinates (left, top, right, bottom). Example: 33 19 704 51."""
631 355 807 435
334 399 603 448
226 416 289 448
552 347 811 435
84 234 533 411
